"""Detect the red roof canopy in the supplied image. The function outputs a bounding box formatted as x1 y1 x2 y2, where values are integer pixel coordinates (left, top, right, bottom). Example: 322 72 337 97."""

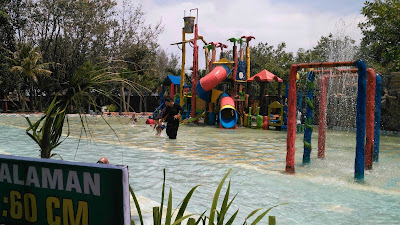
247 69 283 83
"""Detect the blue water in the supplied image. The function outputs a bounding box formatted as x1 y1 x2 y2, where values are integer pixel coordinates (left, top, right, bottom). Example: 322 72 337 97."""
0 115 399 224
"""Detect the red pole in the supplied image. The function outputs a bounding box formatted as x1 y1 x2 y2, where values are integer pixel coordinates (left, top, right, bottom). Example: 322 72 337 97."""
296 61 354 69
318 76 327 158
191 24 198 118
286 65 298 173
365 68 376 170
170 83 175 99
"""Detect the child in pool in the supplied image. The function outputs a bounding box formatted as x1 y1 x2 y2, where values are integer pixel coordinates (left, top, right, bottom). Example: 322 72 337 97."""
130 113 137 126
153 119 165 136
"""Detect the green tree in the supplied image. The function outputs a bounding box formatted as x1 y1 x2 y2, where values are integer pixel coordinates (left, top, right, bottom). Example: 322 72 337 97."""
359 0 400 73
29 0 118 94
108 0 164 112
1 0 175 114
26 61 138 158
249 42 294 97
9 43 52 111
0 5 17 102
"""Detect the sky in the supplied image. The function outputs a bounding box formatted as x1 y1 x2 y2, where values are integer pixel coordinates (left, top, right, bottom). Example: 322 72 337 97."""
127 0 367 69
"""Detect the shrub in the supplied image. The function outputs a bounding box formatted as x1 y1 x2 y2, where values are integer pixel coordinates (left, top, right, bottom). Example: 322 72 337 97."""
130 169 285 225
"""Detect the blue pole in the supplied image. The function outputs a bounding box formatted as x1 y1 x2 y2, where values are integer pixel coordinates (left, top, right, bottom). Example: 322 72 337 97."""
160 85 164 105
303 71 315 164
354 60 367 181
297 91 303 110
373 74 382 162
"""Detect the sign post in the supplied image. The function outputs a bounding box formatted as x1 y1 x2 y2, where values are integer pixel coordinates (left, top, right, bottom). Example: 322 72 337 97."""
0 154 130 225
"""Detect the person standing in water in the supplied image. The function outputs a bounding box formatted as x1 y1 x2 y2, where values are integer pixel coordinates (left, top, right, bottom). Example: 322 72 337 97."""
161 97 182 139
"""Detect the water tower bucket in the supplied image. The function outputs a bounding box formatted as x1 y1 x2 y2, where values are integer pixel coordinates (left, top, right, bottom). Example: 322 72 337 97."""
183 16 195 33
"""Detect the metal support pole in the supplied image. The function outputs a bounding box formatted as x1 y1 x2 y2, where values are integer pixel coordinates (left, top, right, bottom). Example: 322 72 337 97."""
180 28 186 108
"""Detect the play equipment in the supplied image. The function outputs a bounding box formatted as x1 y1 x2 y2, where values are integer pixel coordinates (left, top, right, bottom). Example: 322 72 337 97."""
246 69 284 130
196 64 238 128
153 75 190 119
243 106 263 128
166 11 385 183
171 9 207 118
168 11 285 131
267 101 284 129
171 9 240 128
285 60 382 181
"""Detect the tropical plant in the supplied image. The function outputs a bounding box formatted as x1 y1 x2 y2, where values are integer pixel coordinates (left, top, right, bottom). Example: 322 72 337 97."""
9 44 51 83
130 169 284 225
25 61 142 158
8 43 52 111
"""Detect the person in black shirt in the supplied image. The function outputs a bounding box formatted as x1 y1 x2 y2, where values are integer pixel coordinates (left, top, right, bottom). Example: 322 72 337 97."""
161 97 183 139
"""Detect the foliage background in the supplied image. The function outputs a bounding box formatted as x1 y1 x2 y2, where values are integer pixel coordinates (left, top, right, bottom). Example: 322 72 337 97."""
0 0 399 131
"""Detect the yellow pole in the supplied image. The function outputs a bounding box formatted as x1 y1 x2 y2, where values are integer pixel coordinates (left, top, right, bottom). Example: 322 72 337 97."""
246 45 250 80
180 28 186 108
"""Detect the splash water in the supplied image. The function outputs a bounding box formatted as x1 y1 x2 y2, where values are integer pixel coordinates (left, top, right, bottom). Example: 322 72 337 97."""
325 71 358 128
315 19 361 129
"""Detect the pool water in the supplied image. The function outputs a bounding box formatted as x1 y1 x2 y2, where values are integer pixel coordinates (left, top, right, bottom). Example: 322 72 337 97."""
0 115 399 224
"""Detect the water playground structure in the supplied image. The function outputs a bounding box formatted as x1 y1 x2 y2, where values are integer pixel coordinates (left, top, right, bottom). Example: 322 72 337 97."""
285 61 382 180
159 9 382 181
164 9 285 129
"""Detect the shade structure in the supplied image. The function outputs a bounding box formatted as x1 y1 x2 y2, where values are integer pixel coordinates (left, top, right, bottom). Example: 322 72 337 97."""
247 69 283 83
163 75 188 86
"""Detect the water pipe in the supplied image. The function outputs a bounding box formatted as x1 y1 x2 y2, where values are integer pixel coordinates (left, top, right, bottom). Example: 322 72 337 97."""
354 60 367 181
180 28 186 108
190 9 199 119
241 36 255 80
318 75 327 159
303 70 315 164
365 68 376 170
373 74 382 162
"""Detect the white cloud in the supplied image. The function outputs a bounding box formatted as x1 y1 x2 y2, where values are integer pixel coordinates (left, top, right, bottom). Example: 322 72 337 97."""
127 0 365 70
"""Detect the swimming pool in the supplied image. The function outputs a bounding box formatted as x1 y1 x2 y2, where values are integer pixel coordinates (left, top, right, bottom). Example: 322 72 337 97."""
0 115 399 224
